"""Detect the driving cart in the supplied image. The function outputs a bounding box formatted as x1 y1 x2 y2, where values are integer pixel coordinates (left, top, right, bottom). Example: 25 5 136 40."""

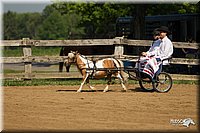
123 56 173 93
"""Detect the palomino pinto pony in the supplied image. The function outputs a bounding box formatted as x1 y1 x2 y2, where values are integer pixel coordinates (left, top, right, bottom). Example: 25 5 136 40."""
66 51 128 92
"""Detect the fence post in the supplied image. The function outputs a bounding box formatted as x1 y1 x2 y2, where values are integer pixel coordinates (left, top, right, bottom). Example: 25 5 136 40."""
114 44 124 56
114 38 126 57
22 38 32 80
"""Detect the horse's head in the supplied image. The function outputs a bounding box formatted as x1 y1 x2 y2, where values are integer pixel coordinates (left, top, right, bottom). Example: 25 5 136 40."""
65 51 78 64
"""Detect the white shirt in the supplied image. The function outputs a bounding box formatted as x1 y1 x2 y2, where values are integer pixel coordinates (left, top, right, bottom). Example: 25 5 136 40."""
147 36 173 65
146 39 161 57
159 36 173 65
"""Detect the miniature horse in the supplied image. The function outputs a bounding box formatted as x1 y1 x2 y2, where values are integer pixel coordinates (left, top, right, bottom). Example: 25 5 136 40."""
66 51 128 92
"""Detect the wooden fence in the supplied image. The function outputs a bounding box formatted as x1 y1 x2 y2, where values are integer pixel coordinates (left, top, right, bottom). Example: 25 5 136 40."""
1 38 199 80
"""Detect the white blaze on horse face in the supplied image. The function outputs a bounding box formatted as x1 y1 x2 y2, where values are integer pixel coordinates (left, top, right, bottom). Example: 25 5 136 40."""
68 53 75 59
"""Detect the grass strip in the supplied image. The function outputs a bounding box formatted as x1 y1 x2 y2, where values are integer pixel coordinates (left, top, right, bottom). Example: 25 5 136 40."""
2 79 198 86
3 47 61 57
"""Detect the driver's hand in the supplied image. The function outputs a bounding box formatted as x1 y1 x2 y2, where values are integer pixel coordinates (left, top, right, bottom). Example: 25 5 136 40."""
141 52 147 56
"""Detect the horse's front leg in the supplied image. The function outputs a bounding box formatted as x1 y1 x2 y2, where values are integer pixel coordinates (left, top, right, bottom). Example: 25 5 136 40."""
77 73 89 92
86 78 96 91
65 64 70 72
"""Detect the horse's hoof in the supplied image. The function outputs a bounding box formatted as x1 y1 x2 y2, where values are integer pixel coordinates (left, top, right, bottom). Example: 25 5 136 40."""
90 87 96 91
77 90 81 93
103 89 108 92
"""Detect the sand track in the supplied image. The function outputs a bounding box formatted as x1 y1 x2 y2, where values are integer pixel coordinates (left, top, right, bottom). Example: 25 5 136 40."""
3 84 199 132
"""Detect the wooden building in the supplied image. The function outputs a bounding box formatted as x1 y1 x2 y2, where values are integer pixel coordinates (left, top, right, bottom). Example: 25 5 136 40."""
116 13 200 42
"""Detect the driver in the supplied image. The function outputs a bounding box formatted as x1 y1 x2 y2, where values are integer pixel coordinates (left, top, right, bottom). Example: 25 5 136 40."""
142 26 173 65
140 26 173 78
141 28 161 58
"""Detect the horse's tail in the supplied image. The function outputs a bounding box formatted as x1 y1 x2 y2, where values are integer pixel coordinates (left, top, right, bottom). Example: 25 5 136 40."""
59 47 64 72
119 60 129 83
114 58 129 83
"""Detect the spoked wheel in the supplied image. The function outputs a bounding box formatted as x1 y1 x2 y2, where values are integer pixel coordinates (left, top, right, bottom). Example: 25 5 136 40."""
138 73 154 92
153 72 172 93
139 80 154 91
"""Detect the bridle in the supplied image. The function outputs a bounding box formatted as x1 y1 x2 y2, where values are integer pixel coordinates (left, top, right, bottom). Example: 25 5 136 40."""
66 52 77 64
67 52 89 69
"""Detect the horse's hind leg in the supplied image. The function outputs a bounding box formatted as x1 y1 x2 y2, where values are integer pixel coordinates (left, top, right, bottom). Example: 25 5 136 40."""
103 74 111 92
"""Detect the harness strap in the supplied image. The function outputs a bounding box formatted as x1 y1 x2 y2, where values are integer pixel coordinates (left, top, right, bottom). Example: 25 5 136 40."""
80 55 97 78
113 58 123 79
91 60 97 79
106 58 120 75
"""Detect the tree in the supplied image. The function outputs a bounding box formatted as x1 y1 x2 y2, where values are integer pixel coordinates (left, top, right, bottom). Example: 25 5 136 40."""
146 3 200 16
36 9 68 39
36 5 85 39
3 11 41 39
3 2 199 40
16 12 41 39
3 11 18 39
63 13 85 39
53 2 132 38
132 4 147 39
26 13 42 39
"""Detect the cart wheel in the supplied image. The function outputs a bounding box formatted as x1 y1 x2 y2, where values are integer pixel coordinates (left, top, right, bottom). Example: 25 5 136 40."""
139 79 154 92
153 72 172 93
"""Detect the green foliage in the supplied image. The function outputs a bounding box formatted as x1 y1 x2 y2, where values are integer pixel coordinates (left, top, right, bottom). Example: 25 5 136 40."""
3 3 200 40
36 9 68 39
52 2 133 38
3 11 18 39
3 4 85 40
146 3 199 16
37 4 85 39
178 3 198 14
3 11 41 40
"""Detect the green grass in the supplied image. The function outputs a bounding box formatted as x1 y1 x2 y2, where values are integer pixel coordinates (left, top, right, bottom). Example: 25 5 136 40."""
32 47 61 56
3 69 62 74
2 47 23 57
2 78 198 86
3 69 24 74
2 78 111 86
2 47 61 57
172 80 199 85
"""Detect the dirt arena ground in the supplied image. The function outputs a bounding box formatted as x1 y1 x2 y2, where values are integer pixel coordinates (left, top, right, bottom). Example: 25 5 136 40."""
3 84 199 132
